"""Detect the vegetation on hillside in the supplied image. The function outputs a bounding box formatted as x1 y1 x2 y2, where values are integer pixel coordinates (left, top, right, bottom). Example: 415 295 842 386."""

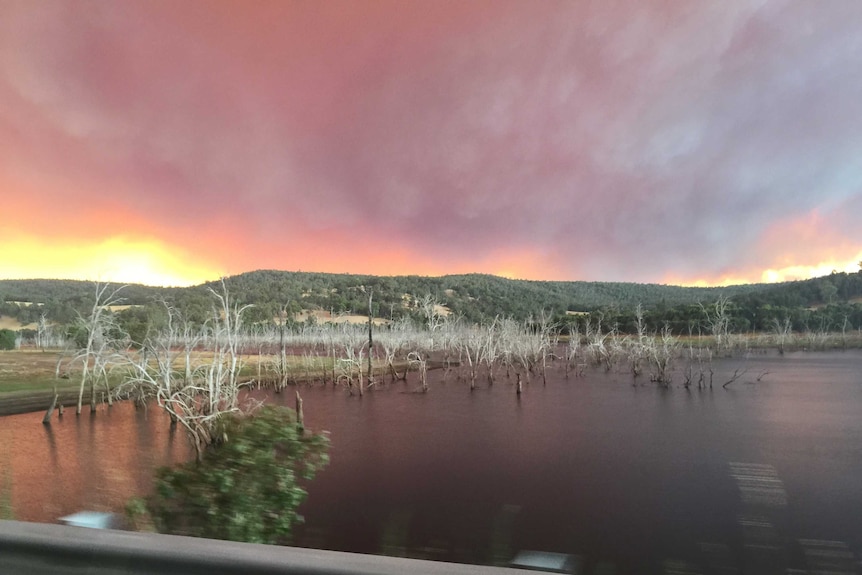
0 330 16 351
3 270 862 341
201 270 774 323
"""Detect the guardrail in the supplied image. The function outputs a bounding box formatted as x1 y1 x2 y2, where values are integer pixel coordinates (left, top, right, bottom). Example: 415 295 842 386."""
0 520 526 575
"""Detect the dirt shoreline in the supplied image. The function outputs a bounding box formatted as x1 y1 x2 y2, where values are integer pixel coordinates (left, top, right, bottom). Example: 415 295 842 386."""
0 389 81 418
0 360 450 418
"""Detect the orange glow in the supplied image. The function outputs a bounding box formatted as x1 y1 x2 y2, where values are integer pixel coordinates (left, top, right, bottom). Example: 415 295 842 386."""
206 223 566 282
664 208 862 286
0 234 221 286
594 250 859 287
4 192 858 288
664 275 758 288
3 2 862 291
665 254 862 287
759 257 862 283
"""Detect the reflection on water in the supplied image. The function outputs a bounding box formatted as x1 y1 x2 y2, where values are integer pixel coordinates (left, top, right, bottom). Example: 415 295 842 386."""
1 350 861 573
1 403 189 523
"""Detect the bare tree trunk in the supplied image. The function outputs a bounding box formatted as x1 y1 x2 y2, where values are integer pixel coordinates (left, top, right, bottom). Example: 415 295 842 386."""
278 306 288 393
43 393 58 424
257 342 263 382
541 352 547 385
77 365 87 415
367 290 374 385
75 282 126 415
103 375 113 407
295 390 304 433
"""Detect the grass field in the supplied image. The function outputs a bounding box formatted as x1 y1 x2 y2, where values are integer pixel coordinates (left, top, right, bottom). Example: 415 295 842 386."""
0 347 383 416
0 316 36 331
0 349 82 416
294 310 391 325
0 349 72 393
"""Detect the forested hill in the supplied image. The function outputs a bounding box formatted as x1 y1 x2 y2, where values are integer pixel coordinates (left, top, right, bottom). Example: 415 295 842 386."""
733 271 862 309
0 279 171 304
2 269 861 327
0 279 177 325
209 270 769 323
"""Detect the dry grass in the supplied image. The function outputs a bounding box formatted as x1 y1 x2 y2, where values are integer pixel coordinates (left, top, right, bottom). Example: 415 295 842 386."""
433 304 451 317
0 349 75 394
294 310 391 326
0 348 324 416
0 347 334 391
0 316 36 330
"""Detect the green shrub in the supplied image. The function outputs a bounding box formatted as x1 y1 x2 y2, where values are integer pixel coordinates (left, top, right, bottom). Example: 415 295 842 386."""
146 405 329 544
0 329 16 351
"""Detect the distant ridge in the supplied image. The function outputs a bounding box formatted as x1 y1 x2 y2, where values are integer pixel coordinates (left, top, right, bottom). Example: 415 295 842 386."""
2 269 860 325
0 270 862 324
0 270 765 320
213 270 770 321
0 278 172 304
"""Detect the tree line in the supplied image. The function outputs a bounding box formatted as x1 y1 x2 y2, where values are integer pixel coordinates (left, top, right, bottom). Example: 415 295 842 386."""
2 269 862 342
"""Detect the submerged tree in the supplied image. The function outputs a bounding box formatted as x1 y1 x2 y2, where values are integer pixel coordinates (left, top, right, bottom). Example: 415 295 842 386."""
144 405 328 544
701 296 732 353
120 279 252 460
71 282 128 415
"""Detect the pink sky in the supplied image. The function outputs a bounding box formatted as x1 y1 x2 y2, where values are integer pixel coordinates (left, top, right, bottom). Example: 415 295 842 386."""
1 1 860 286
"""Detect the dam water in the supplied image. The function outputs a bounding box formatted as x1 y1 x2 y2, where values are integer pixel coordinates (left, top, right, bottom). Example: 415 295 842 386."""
2 350 861 573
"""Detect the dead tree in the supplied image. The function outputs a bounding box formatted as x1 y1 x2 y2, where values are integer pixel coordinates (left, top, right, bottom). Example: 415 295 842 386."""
36 312 49 351
535 310 556 385
722 367 748 388
71 282 127 416
407 351 428 392
295 390 304 433
647 324 680 386
460 328 484 390
701 296 732 354
417 294 446 333
116 301 201 421
366 288 374 385
272 303 291 392
773 317 792 355
124 279 253 461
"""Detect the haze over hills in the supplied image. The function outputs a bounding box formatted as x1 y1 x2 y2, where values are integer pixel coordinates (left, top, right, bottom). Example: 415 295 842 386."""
4 2 862 290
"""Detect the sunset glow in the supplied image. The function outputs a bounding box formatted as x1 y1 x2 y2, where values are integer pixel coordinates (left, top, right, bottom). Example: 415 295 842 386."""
666 254 862 288
760 257 862 284
0 236 219 287
1 1 861 286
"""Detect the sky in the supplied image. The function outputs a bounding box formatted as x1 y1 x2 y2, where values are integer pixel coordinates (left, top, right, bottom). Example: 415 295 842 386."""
1 0 861 287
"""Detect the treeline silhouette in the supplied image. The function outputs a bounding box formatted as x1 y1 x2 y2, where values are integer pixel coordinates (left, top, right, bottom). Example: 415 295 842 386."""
2 269 861 335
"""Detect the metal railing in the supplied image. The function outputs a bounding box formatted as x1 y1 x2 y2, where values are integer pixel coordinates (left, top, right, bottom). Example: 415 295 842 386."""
0 520 526 575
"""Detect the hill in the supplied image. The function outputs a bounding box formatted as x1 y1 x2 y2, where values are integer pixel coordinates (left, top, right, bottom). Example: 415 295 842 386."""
210 270 770 323
0 279 176 326
2 270 861 330
0 279 171 305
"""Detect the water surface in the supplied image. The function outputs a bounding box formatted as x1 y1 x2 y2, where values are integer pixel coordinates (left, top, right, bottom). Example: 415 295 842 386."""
2 351 861 573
